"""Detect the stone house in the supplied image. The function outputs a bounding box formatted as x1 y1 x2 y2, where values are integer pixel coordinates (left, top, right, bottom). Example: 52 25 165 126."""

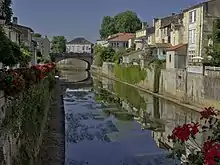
166 44 187 69
11 17 37 65
182 0 220 64
134 24 155 50
33 35 51 60
146 13 184 61
66 37 93 53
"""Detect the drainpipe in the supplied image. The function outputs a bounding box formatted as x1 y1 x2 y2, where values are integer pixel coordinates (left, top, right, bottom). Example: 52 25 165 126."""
184 66 188 103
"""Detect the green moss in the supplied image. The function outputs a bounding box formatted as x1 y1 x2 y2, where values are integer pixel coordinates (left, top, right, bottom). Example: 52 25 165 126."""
1 72 55 165
114 64 147 84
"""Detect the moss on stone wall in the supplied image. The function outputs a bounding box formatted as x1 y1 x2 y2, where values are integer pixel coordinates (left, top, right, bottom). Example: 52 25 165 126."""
0 72 55 165
114 65 147 84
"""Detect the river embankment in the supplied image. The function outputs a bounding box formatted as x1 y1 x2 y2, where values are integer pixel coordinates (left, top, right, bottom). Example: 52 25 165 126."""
91 65 208 114
37 80 65 165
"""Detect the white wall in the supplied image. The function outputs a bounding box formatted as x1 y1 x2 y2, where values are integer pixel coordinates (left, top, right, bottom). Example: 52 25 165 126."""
66 44 92 53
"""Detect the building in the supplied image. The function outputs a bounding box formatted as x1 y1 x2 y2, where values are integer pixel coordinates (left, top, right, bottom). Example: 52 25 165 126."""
66 37 93 53
144 14 184 61
166 44 187 69
106 33 135 51
182 0 220 64
134 22 149 50
11 17 37 65
33 36 51 60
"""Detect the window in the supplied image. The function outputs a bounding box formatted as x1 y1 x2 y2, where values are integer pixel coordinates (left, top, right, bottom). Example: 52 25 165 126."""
189 10 196 23
188 50 195 62
82 46 85 50
189 29 196 44
169 54 171 62
116 43 119 47
163 50 166 55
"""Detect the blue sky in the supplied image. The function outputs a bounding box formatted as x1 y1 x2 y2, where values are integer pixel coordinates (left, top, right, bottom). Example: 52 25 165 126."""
12 0 204 42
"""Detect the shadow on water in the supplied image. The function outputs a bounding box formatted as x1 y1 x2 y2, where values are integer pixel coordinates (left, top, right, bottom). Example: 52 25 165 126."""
59 71 183 165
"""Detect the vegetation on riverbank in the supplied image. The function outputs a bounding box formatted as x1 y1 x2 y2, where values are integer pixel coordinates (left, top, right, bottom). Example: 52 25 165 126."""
0 64 56 164
114 64 147 84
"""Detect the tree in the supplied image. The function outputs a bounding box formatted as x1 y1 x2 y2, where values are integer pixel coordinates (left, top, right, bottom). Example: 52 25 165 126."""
93 44 115 65
1 0 13 24
114 10 142 33
51 36 66 53
99 16 116 39
99 10 142 39
33 33 42 37
206 19 220 66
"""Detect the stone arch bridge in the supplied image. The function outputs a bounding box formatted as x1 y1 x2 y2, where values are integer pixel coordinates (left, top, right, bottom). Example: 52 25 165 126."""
53 53 93 70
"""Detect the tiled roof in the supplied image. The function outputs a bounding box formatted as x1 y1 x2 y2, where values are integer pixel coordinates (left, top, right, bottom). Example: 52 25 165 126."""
167 43 187 51
107 33 135 42
67 37 93 45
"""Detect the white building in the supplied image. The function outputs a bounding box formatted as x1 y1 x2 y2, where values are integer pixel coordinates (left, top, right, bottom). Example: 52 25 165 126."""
66 37 93 53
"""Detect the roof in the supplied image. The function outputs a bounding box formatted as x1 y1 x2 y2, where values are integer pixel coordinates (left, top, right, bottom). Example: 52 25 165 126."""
67 37 93 45
158 13 183 29
182 0 214 12
149 43 172 48
12 23 34 32
167 43 187 51
107 33 135 42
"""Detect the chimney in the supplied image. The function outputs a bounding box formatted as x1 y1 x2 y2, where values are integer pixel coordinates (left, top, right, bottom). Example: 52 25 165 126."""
172 13 175 16
12 17 18 24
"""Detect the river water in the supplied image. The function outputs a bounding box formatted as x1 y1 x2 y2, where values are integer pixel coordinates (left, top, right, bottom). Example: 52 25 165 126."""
60 71 204 165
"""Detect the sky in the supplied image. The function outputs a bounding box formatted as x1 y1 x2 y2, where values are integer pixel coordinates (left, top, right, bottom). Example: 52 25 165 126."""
12 0 204 42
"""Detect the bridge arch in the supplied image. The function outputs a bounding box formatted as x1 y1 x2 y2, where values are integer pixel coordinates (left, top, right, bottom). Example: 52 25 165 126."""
53 53 93 70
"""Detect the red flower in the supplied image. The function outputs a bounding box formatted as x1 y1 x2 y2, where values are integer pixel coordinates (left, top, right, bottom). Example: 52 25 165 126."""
168 123 200 142
200 107 217 120
204 141 220 165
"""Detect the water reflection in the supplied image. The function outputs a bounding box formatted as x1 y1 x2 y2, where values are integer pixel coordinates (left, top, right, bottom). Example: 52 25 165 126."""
61 71 178 165
95 76 208 155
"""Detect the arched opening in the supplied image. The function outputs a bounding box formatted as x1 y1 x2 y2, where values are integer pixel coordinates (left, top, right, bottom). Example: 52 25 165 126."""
56 58 89 70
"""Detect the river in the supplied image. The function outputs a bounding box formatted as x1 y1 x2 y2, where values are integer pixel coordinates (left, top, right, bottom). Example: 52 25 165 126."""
59 70 204 165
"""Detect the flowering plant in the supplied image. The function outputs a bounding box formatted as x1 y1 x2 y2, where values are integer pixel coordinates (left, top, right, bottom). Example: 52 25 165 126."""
0 62 56 96
168 107 220 165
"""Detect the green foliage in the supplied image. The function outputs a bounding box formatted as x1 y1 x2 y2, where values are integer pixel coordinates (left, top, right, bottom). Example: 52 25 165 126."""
99 16 117 39
33 33 42 38
93 44 115 65
206 19 220 66
113 48 126 64
51 36 66 53
0 0 13 24
0 28 27 66
99 10 142 39
114 64 147 84
49 53 55 62
114 81 146 110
